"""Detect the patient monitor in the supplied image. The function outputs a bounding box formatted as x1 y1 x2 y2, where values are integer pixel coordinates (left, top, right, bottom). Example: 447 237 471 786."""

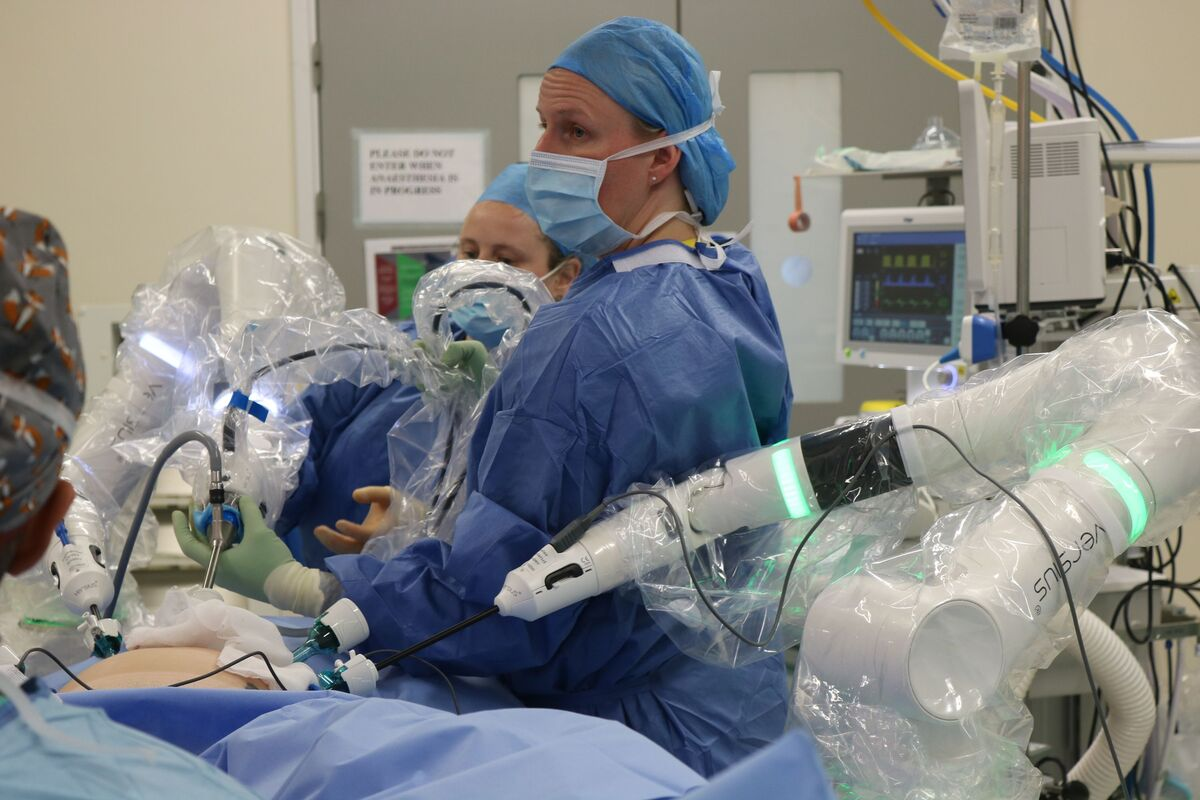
836 206 968 370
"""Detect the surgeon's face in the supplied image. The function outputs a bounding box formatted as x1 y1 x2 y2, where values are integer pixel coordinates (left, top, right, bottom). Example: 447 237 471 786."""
458 201 580 301
535 68 675 235
458 201 556 275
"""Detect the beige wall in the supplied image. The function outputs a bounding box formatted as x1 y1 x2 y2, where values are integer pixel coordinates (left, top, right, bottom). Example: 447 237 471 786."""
1076 1 1200 585
0 0 297 307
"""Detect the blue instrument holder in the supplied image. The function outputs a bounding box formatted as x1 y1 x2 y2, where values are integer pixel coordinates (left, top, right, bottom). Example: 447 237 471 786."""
192 503 245 547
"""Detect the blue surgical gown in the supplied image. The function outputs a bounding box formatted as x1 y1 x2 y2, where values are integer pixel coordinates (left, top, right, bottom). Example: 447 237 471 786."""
278 322 426 568
0 678 259 799
327 240 794 776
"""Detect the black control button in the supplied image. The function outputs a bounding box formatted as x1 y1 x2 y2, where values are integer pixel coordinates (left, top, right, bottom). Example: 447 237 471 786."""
545 563 584 589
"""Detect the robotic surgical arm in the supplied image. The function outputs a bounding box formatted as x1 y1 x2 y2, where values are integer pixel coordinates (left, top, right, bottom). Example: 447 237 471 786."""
496 310 1194 623
494 310 1200 800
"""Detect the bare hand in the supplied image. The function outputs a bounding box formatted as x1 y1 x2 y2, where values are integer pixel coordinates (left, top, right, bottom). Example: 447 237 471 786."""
313 486 427 555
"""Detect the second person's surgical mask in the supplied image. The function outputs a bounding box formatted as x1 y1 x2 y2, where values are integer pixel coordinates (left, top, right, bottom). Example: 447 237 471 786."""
526 75 723 259
448 304 510 350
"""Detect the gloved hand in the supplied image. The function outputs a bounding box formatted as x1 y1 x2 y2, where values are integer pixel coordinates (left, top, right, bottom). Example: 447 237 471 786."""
441 339 488 385
414 339 490 398
314 485 429 555
173 496 296 603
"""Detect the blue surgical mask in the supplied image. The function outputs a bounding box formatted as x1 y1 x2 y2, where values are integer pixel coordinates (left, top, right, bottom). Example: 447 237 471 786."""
526 109 718 259
449 303 510 350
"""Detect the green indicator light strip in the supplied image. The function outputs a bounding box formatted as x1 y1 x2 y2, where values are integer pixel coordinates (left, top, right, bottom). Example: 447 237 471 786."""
1031 443 1072 475
1083 450 1148 543
771 447 812 519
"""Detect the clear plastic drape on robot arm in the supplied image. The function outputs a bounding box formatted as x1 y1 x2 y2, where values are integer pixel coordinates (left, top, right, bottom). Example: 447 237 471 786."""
789 315 1200 800
894 310 1200 503
488 310 1200 797
793 402 1200 800
1 227 340 661
362 261 553 558
626 484 921 668
175 309 407 526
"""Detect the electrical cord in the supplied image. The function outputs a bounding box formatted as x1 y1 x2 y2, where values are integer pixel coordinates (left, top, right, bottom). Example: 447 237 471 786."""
360 651 461 715
670 430 899 650
273 623 312 638
1132 266 1153 311
168 650 288 691
1060 0 1152 262
1045 2 1142 260
1036 755 1069 784
1146 560 1161 707
862 0 1044 122
1168 265 1200 315
1165 530 1182 603
1041 46 1156 264
1110 259 1176 316
1128 260 1176 314
106 430 222 619
18 646 290 692
654 422 1128 798
911 425 1131 800
372 606 499 670
17 647 93 691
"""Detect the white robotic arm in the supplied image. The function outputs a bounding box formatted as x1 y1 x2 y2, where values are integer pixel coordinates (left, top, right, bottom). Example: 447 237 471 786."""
801 413 1192 724
495 311 1194 625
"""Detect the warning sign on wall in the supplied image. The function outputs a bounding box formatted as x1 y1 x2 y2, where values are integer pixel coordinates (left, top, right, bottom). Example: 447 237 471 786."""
355 130 488 225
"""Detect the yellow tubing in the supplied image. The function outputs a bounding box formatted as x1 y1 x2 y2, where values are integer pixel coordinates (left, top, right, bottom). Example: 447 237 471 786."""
862 0 1045 123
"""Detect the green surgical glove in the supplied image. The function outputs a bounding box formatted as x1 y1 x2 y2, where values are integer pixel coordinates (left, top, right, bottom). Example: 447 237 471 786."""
173 496 297 603
413 339 491 398
441 339 488 386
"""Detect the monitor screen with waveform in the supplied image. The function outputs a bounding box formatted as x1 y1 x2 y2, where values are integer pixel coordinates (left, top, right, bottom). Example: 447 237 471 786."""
849 229 967 348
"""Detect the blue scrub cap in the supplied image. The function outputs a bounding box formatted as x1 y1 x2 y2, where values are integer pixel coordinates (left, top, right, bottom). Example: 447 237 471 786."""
0 209 84 535
477 164 537 222
551 16 735 225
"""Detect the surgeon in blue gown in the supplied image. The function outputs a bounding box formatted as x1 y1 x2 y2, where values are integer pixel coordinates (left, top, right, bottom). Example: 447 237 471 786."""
277 163 579 568
177 17 796 777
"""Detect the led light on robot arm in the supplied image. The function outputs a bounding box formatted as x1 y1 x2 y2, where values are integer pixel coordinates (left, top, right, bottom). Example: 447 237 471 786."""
496 416 909 622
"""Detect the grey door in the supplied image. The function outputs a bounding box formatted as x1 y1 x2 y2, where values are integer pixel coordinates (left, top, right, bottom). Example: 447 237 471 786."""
316 1 676 307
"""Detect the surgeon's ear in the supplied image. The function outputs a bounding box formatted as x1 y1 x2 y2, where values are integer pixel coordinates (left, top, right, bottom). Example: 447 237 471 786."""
550 257 581 301
6 479 74 575
648 144 683 184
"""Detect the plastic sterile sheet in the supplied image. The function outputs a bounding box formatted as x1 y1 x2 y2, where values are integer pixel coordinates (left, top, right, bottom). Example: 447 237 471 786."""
791 311 1200 799
163 258 548 534
1165 645 1200 795
125 588 315 691
624 482 919 668
2 227 340 662
598 310 1200 798
366 261 553 557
